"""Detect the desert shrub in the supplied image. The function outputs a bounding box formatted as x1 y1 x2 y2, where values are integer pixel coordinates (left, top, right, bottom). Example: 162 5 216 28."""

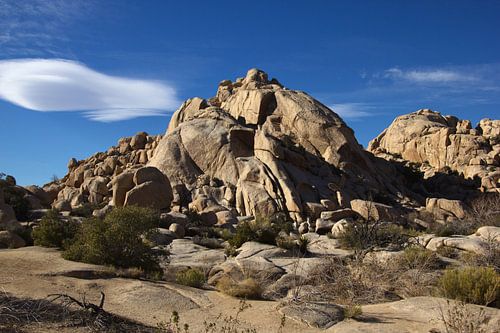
466 194 500 228
460 239 500 272
276 234 309 254
157 300 258 333
343 304 363 319
32 210 79 248
439 267 499 307
339 219 409 257
216 276 262 299
297 235 310 253
397 246 442 270
224 244 239 257
175 268 206 288
439 300 487 333
63 206 162 274
228 214 293 248
308 254 439 305
103 266 145 279
308 257 397 304
71 202 104 218
431 220 475 237
436 246 460 259
185 209 204 226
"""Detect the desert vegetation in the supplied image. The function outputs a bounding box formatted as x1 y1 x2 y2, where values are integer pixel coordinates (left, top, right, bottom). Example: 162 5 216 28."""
32 210 79 248
63 206 163 276
31 206 164 277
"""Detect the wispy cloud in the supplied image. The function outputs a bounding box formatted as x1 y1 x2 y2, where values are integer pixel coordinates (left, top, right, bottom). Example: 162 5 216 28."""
0 59 179 121
384 67 477 83
330 103 375 119
0 0 95 57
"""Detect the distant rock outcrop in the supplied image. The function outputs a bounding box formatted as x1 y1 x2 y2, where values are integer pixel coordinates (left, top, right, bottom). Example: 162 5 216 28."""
368 109 499 193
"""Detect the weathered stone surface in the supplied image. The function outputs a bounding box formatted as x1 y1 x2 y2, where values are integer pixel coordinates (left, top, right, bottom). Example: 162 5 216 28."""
130 132 147 150
279 302 344 329
426 197 466 219
160 211 189 227
25 185 51 207
110 171 135 207
330 219 350 238
124 181 172 210
350 199 397 221
134 166 169 186
320 208 358 221
0 230 26 248
315 218 335 234
476 226 500 241
168 223 185 238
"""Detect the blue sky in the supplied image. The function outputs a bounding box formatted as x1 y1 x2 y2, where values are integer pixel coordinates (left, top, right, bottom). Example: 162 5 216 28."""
0 0 499 186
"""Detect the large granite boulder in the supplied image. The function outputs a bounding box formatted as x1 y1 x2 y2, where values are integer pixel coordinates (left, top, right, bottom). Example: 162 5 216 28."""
123 166 173 210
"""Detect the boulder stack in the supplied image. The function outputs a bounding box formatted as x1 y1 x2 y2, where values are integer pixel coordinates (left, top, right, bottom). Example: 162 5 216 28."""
149 68 415 221
368 109 499 194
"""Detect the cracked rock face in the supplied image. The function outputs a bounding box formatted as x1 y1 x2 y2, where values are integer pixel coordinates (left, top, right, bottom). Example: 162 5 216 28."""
368 109 499 193
149 69 411 221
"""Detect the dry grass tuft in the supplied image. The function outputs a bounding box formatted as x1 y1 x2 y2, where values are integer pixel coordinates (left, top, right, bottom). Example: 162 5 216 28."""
216 276 262 299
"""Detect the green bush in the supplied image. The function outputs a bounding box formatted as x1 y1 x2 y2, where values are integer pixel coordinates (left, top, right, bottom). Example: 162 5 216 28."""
439 267 499 307
71 203 105 218
227 214 293 248
63 206 162 274
32 210 79 248
339 219 408 255
175 268 206 288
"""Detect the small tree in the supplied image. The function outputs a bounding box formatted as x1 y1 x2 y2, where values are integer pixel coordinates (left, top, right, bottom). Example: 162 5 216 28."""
63 206 162 274
32 210 79 248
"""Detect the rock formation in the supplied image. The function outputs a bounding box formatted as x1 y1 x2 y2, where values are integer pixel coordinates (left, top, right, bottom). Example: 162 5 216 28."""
25 71 498 228
50 132 166 212
149 68 415 222
368 109 499 193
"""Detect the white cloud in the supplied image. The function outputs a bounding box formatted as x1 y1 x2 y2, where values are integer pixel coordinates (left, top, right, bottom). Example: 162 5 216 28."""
0 58 180 121
384 67 476 83
330 103 374 119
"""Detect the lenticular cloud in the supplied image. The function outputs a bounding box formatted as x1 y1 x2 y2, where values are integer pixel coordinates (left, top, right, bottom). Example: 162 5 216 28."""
0 58 179 121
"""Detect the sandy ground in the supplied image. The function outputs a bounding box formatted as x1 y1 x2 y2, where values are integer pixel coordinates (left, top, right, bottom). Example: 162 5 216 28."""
1 247 499 333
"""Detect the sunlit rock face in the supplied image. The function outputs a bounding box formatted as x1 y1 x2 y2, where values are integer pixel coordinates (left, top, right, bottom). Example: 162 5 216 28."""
150 69 414 221
368 109 499 193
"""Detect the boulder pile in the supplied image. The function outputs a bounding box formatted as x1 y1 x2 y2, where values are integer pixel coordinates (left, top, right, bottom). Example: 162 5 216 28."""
368 109 499 193
5 70 498 233
149 68 416 222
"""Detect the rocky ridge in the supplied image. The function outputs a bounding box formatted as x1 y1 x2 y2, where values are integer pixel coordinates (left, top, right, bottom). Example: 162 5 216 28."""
368 109 499 193
1 69 499 234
